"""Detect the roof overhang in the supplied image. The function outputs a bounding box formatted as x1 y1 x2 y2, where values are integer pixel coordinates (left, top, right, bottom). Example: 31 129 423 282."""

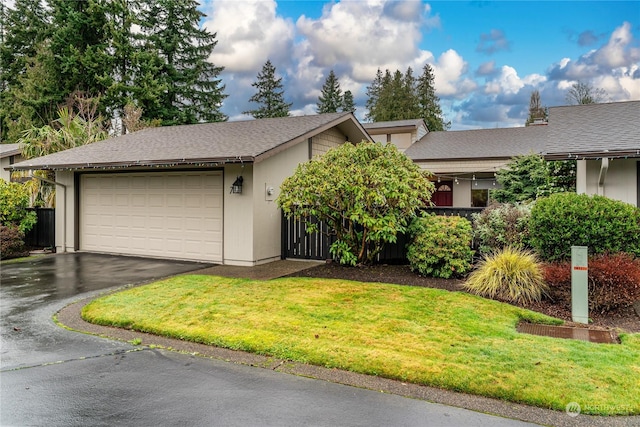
544 150 640 161
8 156 254 172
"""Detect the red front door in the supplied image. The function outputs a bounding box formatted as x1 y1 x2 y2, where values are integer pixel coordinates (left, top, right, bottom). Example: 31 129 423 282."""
431 182 453 206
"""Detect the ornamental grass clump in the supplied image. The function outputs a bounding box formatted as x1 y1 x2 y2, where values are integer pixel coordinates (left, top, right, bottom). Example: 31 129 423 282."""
464 247 548 305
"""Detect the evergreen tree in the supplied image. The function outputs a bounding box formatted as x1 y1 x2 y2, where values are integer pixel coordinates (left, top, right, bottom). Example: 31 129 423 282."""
416 64 449 131
48 0 112 102
525 90 546 126
138 0 227 125
365 68 383 121
0 0 51 142
317 70 342 114
400 67 419 119
371 69 394 121
102 0 140 123
244 60 291 119
366 65 448 127
341 90 355 113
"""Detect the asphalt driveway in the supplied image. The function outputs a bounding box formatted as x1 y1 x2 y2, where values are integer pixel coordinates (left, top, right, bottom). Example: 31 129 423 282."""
0 252 607 426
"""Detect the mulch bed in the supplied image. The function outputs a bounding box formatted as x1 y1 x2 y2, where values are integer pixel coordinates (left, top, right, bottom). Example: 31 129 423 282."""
287 262 640 333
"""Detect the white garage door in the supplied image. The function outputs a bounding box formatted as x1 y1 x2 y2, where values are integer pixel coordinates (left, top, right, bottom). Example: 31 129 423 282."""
80 171 223 262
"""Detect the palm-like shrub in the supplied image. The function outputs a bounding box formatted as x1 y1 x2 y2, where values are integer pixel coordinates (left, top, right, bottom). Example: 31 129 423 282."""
464 247 548 304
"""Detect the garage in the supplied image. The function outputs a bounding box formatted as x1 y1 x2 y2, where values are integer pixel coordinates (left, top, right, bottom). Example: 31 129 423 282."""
80 171 223 263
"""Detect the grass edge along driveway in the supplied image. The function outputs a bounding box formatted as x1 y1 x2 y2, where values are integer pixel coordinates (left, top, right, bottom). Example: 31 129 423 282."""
82 275 640 416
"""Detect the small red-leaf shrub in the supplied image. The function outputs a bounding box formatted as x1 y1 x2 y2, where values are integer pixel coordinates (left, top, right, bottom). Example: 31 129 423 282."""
0 225 29 260
542 253 640 313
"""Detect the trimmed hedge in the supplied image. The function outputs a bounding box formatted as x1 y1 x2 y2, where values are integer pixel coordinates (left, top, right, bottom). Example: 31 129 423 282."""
407 214 474 279
529 193 640 262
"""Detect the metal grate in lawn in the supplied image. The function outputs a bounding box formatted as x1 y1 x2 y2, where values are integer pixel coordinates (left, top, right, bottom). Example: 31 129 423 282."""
517 323 618 344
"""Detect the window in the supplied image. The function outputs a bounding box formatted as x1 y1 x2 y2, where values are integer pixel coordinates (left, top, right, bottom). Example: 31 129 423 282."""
471 189 489 207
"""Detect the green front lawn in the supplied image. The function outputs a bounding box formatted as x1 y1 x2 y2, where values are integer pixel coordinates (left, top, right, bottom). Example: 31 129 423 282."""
82 275 640 415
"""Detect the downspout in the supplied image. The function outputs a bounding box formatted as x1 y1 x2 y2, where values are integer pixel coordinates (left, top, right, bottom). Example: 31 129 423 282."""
598 157 609 197
29 172 67 252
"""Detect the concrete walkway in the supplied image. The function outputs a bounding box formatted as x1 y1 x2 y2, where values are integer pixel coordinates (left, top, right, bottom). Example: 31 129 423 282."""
189 259 323 280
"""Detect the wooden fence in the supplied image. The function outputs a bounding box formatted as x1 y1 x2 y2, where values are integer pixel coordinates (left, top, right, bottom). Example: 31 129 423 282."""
281 207 483 262
24 208 55 249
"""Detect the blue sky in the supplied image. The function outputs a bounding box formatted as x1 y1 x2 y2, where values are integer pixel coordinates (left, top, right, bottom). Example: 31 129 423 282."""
200 0 639 130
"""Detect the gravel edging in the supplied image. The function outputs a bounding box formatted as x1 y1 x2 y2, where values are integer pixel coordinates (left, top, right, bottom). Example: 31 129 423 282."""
56 297 640 427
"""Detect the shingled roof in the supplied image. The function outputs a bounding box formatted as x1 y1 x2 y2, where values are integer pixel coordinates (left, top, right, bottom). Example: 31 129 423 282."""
544 101 640 159
11 113 369 171
0 143 21 158
405 100 639 162
404 125 547 161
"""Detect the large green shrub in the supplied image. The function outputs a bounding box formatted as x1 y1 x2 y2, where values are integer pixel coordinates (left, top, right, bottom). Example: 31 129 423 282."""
0 179 37 233
492 153 575 203
278 142 434 266
472 202 532 255
529 193 640 262
464 247 549 304
407 214 473 279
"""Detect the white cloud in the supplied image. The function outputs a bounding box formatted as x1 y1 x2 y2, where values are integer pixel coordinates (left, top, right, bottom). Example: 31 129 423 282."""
296 0 439 78
203 0 295 73
483 66 524 95
593 22 640 69
432 49 477 99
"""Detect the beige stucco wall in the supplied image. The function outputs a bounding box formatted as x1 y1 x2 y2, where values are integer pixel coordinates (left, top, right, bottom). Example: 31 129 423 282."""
1 154 22 181
223 163 255 265
54 170 76 253
578 158 638 207
453 180 472 207
249 140 310 266
1 158 12 181
389 133 412 151
369 131 413 152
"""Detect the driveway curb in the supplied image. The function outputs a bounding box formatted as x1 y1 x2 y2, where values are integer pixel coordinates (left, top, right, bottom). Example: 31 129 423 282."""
56 295 639 427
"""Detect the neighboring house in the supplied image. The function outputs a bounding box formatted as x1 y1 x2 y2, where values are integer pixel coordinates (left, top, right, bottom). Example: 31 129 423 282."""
0 143 23 182
405 100 639 208
404 126 547 207
363 119 428 152
544 101 639 207
10 113 370 265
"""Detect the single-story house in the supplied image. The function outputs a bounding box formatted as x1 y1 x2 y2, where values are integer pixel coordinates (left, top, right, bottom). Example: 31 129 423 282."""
9 113 370 265
363 119 428 152
405 100 639 208
544 101 639 207
0 143 23 182
404 125 547 207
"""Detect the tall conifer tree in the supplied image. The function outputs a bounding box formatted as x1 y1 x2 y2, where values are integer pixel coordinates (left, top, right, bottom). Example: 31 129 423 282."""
341 90 355 113
0 0 51 141
138 0 227 125
416 64 449 131
317 70 342 114
244 60 291 119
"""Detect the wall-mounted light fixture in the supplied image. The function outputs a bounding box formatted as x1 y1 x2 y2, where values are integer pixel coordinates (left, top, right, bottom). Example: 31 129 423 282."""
230 176 243 194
